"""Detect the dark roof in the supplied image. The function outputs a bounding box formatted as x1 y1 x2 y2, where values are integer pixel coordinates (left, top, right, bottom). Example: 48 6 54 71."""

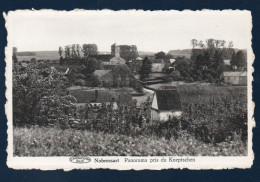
70 90 115 103
103 64 132 76
163 59 171 64
70 89 133 104
150 59 164 64
89 54 112 62
155 89 182 111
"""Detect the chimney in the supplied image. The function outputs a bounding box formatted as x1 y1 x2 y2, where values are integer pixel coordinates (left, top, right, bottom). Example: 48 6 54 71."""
95 90 98 102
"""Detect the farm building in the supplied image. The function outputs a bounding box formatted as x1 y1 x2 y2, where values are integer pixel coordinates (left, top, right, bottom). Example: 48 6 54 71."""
94 70 114 85
221 71 247 86
151 89 182 122
150 59 165 72
95 64 134 87
69 88 133 108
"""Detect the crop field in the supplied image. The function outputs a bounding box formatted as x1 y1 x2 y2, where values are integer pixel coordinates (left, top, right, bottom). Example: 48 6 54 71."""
14 126 246 156
13 84 248 156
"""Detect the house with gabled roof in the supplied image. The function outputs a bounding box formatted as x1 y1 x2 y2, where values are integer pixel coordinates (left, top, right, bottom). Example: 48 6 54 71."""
220 71 247 85
150 59 165 72
151 88 182 122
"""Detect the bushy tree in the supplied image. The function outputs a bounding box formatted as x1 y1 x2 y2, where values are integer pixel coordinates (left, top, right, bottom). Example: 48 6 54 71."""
139 57 152 80
111 44 138 61
82 44 98 58
82 58 98 75
13 64 76 126
230 50 247 70
155 51 166 59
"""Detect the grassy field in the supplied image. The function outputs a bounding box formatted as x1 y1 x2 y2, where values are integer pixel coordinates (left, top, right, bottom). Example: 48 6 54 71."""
14 126 247 156
178 84 247 105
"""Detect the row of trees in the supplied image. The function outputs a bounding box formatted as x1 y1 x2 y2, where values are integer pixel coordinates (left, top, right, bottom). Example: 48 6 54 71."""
59 44 98 59
58 44 98 65
167 39 247 82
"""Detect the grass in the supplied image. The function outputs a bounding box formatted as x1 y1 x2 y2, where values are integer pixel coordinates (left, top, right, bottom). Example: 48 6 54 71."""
13 126 247 156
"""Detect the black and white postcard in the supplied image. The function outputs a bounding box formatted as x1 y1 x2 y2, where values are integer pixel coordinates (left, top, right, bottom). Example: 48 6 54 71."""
4 10 254 170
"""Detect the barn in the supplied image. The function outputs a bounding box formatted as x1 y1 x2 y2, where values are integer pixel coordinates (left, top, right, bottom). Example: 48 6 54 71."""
151 89 182 122
221 71 247 86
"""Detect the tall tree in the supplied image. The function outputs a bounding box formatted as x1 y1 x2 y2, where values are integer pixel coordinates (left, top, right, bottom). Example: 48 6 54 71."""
64 45 71 59
191 39 198 49
231 50 247 70
82 58 98 75
82 44 98 58
76 44 81 58
58 46 63 57
228 41 234 48
112 45 138 61
12 47 18 63
155 51 166 59
139 57 152 80
71 44 77 59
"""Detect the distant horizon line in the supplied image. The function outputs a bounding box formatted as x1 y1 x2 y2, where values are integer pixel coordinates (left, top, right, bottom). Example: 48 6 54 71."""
16 47 246 53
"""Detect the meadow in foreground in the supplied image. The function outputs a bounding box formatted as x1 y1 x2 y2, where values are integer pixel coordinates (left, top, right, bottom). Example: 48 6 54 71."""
14 126 247 156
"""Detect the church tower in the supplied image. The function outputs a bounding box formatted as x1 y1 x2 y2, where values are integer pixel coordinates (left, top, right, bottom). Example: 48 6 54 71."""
115 44 120 58
111 43 120 58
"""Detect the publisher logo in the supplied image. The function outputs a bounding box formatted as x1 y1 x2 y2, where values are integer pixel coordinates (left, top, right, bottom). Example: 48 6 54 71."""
69 157 91 164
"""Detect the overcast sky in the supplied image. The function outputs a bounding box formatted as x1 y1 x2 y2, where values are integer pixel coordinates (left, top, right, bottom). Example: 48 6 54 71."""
7 10 251 52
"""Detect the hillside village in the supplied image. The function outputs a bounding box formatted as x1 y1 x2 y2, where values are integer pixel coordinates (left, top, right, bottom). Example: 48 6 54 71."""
13 39 247 127
12 38 248 157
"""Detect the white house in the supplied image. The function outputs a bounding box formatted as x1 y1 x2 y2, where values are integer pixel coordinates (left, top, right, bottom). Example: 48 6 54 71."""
151 89 182 122
151 59 165 72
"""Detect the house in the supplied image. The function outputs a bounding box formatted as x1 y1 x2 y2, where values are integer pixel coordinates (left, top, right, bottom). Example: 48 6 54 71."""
136 57 143 61
70 89 118 109
69 88 133 109
151 89 182 122
223 59 231 65
151 59 165 72
163 59 172 70
94 70 114 86
221 71 247 86
95 64 133 87
169 59 176 64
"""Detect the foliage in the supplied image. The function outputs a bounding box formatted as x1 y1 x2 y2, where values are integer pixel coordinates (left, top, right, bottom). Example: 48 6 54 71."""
230 50 247 70
189 39 229 82
112 44 138 61
155 51 166 59
82 58 98 74
13 84 247 156
12 47 18 63
139 57 152 80
13 63 76 126
82 44 98 58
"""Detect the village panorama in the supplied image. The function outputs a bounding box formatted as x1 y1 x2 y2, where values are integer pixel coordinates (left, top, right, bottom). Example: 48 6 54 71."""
13 39 248 157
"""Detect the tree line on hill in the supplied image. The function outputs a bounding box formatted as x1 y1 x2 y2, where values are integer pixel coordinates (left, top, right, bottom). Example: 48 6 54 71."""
138 39 247 83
